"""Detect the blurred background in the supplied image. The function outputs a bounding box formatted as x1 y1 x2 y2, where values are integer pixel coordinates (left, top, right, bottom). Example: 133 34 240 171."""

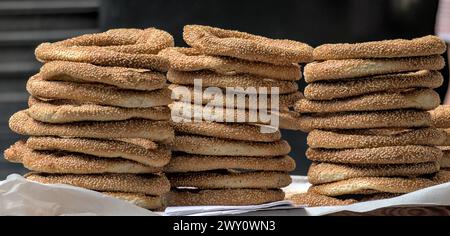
0 0 448 178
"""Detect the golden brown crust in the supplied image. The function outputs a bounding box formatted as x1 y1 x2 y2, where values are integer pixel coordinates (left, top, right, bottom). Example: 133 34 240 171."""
295 89 440 113
167 70 298 94
307 128 445 149
172 120 281 142
304 55 445 83
440 129 450 146
35 28 173 70
27 75 172 108
183 25 313 64
433 170 450 184
307 162 440 185
159 47 301 80
304 70 443 101
166 188 285 206
288 192 357 207
39 61 166 91
306 145 442 164
164 154 296 173
440 149 450 168
26 137 171 167
308 177 436 196
429 105 450 128
313 35 447 60
27 98 170 123
4 141 162 174
169 171 291 189
102 192 164 210
9 110 174 141
26 172 170 196
297 110 431 132
173 135 291 156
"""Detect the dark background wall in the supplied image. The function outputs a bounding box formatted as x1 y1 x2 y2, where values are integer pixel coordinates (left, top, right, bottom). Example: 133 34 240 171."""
0 0 448 178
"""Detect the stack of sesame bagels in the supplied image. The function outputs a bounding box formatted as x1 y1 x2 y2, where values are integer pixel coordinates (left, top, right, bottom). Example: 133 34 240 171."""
4 28 175 210
430 105 450 183
294 35 448 205
160 25 313 206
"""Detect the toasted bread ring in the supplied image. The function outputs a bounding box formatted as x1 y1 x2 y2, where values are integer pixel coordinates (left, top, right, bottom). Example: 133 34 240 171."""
304 70 443 101
183 25 313 64
167 70 298 94
39 61 166 91
288 192 357 207
308 177 436 196
102 192 164 210
296 89 440 113
304 55 445 82
164 154 295 173
27 75 171 108
313 35 446 60
159 47 301 80
430 105 450 128
35 28 173 70
9 110 174 141
173 135 291 156
307 128 445 149
308 162 440 185
166 188 285 206
25 172 170 196
306 146 442 164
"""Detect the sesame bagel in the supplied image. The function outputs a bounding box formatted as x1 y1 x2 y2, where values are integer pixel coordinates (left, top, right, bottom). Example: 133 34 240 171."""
295 89 440 113
429 105 450 128
26 136 171 167
173 135 291 156
297 110 431 131
4 141 162 174
166 188 285 206
169 171 291 189
307 128 445 149
167 70 298 94
304 70 443 101
35 28 173 70
27 75 172 108
159 47 301 80
25 172 170 196
9 110 174 141
308 162 440 185
289 192 357 207
313 35 446 60
183 25 313 64
308 177 436 196
306 146 442 164
102 192 164 210
304 55 445 83
164 154 296 173
39 61 166 91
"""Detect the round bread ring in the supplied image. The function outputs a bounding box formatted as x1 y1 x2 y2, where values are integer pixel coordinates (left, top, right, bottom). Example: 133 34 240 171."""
26 137 171 167
9 110 174 142
173 135 291 156
164 154 295 173
306 146 442 164
433 170 450 184
304 55 445 83
297 110 432 132
304 70 443 101
289 192 357 207
308 177 436 196
27 75 171 108
429 105 450 128
102 192 163 210
159 47 301 81
27 97 170 123
169 171 291 189
25 172 170 196
167 70 298 94
4 141 162 174
183 25 313 65
307 128 445 149
307 162 440 185
39 61 166 91
172 120 281 142
35 28 173 70
313 35 447 60
166 188 285 206
295 89 440 114
169 84 302 111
